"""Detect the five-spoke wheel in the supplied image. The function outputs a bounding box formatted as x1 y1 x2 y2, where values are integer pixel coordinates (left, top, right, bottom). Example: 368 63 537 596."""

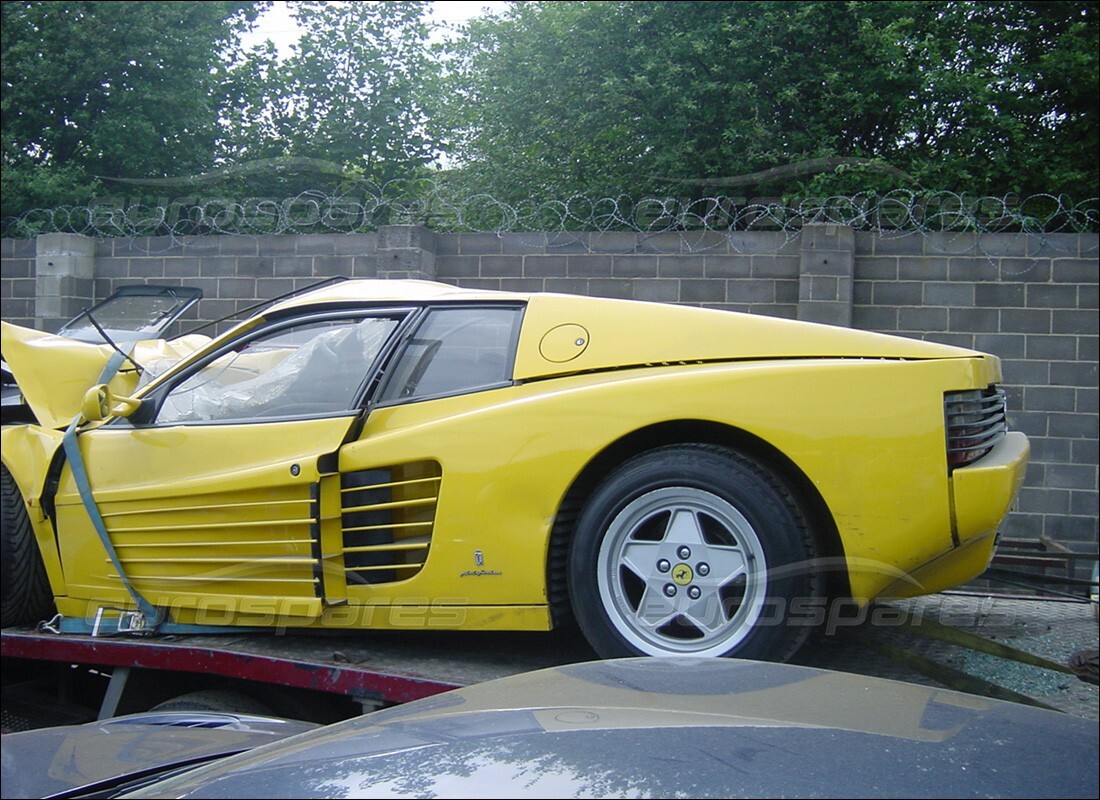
569 445 818 661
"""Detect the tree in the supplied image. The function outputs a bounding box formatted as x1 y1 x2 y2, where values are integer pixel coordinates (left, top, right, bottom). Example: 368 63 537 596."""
1 1 263 216
221 0 443 188
442 1 921 202
5 0 1095 227
894 1 1098 197
443 1 1099 202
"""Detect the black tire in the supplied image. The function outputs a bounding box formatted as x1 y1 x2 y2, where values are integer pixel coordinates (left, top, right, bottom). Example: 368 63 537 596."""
1 463 56 627
568 444 819 661
150 689 275 716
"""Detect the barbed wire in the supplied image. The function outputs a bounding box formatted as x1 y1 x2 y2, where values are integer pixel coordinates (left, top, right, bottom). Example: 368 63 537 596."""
3 184 1097 249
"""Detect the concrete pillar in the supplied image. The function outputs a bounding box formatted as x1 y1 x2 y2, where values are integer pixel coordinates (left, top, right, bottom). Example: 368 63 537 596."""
376 225 437 281
798 224 854 327
35 233 96 331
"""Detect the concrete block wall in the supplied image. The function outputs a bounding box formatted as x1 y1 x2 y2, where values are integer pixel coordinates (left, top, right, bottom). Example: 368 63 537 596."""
89 233 384 337
852 231 1099 550
2 226 1096 559
0 237 36 327
435 230 802 317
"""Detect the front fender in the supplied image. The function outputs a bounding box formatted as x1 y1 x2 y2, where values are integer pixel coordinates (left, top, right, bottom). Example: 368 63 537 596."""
1 423 68 597
1 322 209 430
2 322 127 430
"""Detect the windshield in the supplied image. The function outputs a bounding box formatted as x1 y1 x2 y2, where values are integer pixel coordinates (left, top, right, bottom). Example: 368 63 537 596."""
59 286 202 344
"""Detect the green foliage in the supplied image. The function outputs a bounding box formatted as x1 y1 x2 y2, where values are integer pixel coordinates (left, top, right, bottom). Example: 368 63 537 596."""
1 1 263 216
2 0 1096 229
891 1 1099 197
444 0 1099 202
220 0 442 191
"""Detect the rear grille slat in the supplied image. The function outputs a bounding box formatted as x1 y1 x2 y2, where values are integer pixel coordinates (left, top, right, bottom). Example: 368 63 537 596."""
945 387 1008 471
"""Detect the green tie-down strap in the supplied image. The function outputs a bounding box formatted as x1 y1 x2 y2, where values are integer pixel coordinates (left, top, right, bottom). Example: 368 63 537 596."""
60 348 165 630
61 416 166 631
43 611 266 636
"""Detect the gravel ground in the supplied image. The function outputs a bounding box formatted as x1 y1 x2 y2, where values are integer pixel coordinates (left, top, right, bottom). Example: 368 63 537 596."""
791 592 1099 720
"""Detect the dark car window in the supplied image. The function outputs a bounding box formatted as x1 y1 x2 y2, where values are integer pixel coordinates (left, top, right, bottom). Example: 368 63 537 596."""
379 307 521 403
155 316 399 423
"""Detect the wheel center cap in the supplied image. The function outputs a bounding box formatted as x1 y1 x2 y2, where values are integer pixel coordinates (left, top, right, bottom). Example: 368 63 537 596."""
671 563 693 586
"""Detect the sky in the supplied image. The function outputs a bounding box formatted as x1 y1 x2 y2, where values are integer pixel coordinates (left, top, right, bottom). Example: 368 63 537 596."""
242 1 512 56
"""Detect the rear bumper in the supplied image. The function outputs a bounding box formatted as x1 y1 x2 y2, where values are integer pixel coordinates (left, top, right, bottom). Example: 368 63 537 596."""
881 431 1029 599
952 431 1030 545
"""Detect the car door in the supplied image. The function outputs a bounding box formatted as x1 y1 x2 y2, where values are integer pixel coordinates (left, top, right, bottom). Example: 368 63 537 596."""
52 310 408 625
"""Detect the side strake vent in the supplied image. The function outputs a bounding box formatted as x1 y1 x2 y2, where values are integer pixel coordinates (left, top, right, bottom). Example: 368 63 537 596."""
945 387 1007 471
340 461 441 585
101 485 320 598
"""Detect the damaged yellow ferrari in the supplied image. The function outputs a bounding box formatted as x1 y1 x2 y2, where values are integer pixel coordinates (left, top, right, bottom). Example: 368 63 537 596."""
1 279 1028 661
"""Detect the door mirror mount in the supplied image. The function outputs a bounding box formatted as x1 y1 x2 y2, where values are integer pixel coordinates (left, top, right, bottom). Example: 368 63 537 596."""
82 384 142 421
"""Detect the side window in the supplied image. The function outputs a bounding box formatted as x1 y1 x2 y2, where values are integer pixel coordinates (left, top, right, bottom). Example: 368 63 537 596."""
155 315 398 423
379 307 521 402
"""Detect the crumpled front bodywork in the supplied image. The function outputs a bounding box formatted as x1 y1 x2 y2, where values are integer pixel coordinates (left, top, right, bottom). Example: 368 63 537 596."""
1 321 209 429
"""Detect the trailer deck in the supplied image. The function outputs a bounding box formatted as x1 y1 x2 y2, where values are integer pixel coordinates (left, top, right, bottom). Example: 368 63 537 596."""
3 592 1096 732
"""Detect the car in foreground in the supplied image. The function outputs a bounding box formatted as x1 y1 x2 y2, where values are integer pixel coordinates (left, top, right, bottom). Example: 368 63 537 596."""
1 709 317 799
3 658 1095 798
1 278 1029 660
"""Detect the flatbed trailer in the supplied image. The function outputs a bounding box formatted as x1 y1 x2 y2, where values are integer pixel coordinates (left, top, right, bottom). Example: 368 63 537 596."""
1 624 601 731
4 592 1096 732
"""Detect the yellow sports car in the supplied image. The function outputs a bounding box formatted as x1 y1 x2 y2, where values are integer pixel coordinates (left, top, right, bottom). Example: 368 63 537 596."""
1 279 1029 661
